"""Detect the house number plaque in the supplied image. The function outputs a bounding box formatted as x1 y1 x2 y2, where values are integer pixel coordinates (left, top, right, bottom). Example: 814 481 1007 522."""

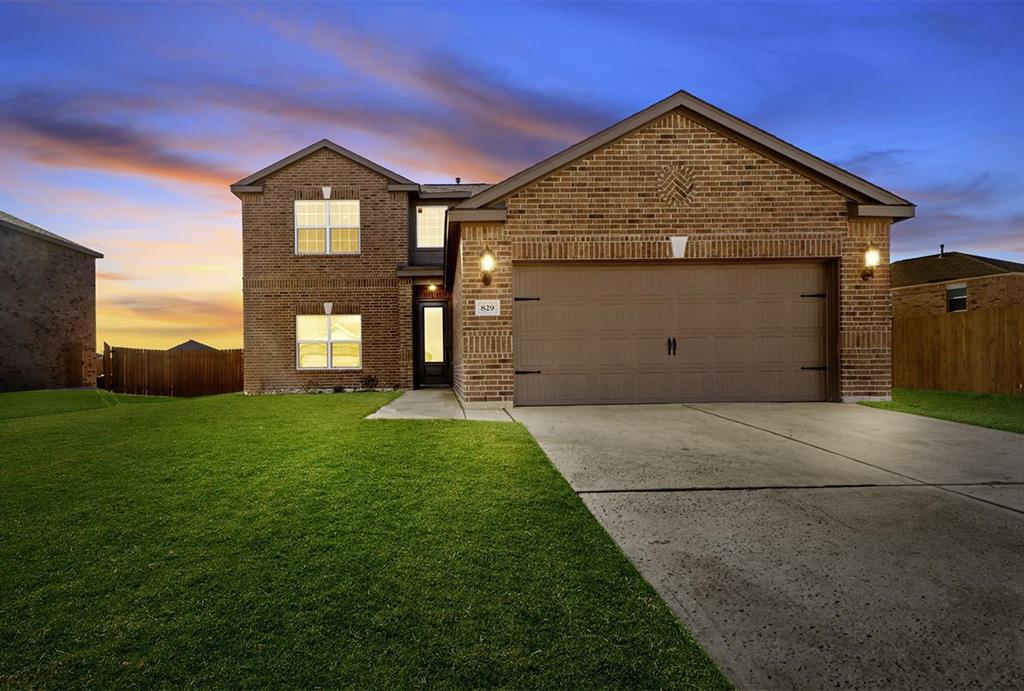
475 299 501 316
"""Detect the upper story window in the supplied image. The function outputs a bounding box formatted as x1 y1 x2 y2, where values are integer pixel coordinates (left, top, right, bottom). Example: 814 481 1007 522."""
416 205 447 249
294 200 360 255
946 283 967 312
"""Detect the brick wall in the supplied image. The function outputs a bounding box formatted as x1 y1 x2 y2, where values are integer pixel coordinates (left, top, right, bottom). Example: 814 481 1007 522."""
454 109 894 404
840 219 891 398
0 227 97 392
893 273 1024 318
240 148 412 392
454 223 514 404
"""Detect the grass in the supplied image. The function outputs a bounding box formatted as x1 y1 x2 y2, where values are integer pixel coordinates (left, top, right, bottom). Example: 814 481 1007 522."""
861 388 1024 434
0 388 170 421
0 390 727 689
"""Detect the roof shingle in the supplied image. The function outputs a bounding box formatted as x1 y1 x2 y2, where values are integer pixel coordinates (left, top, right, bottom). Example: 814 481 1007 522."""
891 251 1024 287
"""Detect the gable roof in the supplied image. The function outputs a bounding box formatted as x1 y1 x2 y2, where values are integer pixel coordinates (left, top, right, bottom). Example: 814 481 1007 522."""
169 339 217 352
892 251 1024 287
230 139 417 194
0 210 103 258
458 90 914 218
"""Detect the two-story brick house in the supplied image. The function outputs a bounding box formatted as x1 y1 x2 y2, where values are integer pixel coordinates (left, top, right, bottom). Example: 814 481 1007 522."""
232 91 915 405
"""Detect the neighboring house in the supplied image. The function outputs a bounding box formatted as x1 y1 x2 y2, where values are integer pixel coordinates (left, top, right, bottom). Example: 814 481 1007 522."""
168 339 217 352
232 90 914 405
0 210 103 392
892 248 1024 317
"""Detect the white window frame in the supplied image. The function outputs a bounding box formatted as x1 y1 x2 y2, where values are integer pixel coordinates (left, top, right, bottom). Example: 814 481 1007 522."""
294 199 360 255
295 314 362 370
946 282 968 313
415 204 447 249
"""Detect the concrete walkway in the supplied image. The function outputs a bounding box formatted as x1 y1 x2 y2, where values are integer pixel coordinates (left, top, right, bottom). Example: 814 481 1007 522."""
510 402 1024 689
367 388 512 421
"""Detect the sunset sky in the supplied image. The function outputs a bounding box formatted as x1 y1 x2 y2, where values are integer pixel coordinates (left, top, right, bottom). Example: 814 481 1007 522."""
1 1 1021 351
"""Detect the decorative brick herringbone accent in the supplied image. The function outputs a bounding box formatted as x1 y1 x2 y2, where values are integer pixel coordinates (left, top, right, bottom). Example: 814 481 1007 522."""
657 163 696 206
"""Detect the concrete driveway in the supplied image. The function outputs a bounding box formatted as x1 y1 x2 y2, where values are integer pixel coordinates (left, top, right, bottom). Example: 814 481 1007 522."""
510 403 1024 689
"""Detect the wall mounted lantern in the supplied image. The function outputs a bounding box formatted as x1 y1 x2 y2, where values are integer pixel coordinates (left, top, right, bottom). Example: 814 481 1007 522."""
862 242 880 280
480 247 496 286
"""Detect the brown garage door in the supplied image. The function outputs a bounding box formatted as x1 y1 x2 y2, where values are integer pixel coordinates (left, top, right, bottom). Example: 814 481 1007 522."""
513 262 834 405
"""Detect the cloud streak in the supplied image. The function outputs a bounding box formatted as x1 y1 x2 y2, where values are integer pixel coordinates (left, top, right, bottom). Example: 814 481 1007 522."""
0 90 242 186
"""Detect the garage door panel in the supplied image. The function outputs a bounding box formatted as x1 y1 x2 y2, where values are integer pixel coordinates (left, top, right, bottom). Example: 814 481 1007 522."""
513 263 830 405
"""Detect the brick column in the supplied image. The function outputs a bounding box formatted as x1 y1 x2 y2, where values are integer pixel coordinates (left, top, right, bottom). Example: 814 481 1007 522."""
455 222 514 406
839 218 892 400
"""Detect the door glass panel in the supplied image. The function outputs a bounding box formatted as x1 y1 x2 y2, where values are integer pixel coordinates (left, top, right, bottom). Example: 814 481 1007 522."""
423 306 444 363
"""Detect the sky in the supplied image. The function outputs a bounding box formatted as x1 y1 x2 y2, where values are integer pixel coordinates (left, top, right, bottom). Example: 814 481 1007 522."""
1 1 1021 350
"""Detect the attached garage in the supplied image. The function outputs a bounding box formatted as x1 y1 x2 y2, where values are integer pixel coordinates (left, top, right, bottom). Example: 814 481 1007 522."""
513 262 837 405
447 91 915 407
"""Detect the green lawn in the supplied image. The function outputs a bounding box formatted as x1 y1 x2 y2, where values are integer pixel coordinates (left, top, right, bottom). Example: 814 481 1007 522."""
0 388 170 421
0 390 727 689
862 388 1024 434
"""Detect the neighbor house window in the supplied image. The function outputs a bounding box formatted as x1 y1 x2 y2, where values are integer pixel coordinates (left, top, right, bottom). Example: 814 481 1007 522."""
416 205 447 248
294 200 360 254
946 283 967 312
296 314 362 369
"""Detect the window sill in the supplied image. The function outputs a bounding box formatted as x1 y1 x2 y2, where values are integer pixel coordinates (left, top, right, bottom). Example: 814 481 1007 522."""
295 253 362 257
296 368 363 372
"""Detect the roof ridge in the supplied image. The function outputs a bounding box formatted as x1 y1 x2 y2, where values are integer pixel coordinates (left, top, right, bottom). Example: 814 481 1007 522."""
231 139 417 191
0 210 103 258
458 89 913 213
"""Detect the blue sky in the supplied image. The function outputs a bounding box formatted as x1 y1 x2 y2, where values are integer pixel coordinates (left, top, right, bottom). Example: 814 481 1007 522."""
0 1 1021 348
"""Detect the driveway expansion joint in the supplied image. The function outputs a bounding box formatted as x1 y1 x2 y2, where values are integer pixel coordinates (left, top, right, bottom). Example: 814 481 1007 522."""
577 481 1024 495
682 404 1024 516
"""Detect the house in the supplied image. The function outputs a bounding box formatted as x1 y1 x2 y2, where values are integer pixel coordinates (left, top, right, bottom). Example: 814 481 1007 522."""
0 210 103 392
892 248 1024 317
168 339 217 353
231 91 914 405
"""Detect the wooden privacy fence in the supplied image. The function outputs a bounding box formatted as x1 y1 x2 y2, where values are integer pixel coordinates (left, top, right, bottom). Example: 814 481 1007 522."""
102 344 243 397
893 305 1024 395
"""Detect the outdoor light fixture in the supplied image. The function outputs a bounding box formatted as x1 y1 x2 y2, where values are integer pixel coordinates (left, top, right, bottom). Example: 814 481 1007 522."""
323 302 333 315
427 283 437 292
480 247 496 286
862 242 881 280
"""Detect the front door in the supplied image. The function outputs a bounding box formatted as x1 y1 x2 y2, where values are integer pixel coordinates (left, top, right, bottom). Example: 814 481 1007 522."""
414 301 451 387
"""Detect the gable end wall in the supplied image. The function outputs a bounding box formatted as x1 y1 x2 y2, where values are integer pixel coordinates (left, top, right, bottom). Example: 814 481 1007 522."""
241 148 412 392
454 109 892 404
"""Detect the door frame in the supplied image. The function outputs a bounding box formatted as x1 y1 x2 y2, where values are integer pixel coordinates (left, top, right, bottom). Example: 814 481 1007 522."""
413 299 452 388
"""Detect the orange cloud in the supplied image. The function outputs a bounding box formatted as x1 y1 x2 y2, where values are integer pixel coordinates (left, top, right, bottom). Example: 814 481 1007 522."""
0 91 243 187
97 290 242 350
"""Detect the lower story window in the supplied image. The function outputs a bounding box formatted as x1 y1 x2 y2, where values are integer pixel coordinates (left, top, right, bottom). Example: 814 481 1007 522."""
296 314 362 369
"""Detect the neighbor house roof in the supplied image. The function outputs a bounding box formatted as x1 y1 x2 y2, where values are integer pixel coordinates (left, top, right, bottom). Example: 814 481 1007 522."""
230 139 418 194
892 251 1024 288
418 183 492 200
0 210 103 258
168 339 217 352
457 90 914 219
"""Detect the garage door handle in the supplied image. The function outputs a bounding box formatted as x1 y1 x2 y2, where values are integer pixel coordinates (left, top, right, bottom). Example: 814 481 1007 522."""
671 337 677 356
801 366 827 371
